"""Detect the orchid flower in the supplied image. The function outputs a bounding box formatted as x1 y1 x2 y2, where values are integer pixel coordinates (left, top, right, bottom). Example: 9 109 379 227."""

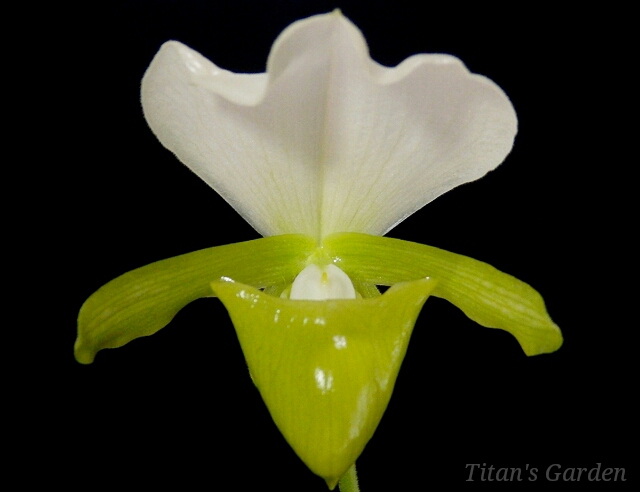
76 11 562 491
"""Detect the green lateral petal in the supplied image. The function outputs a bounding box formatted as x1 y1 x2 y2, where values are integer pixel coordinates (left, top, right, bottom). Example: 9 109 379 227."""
211 277 437 488
323 233 562 356
76 235 315 364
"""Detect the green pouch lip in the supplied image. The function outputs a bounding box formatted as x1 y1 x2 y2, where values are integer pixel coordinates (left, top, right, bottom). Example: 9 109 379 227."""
211 276 438 487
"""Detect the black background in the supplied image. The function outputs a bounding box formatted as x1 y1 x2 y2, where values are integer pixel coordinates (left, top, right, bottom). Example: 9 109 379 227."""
40 0 631 488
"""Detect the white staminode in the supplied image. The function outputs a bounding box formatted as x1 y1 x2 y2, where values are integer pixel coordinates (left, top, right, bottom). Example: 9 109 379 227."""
290 264 357 300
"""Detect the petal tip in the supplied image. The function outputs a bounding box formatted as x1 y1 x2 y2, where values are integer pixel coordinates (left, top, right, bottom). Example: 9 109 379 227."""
74 338 95 365
522 322 563 356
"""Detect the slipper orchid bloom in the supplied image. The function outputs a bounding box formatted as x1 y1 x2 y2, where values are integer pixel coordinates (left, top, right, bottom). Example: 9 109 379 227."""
76 11 562 490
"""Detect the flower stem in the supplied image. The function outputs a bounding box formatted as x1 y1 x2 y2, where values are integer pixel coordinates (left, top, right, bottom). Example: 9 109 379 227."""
338 463 360 492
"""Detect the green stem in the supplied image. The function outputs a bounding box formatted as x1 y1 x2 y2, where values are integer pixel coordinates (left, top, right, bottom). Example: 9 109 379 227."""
338 463 360 492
